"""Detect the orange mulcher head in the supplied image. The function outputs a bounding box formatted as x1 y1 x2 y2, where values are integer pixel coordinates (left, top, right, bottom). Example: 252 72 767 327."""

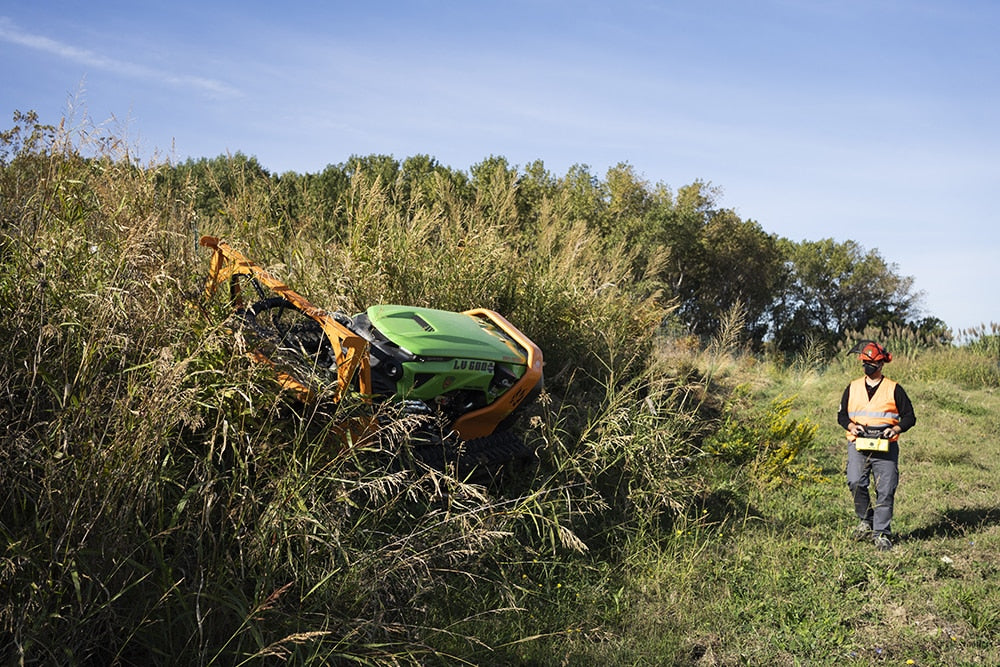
849 340 892 363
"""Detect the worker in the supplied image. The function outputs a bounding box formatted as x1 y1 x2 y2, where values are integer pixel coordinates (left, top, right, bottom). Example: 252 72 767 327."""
837 341 916 551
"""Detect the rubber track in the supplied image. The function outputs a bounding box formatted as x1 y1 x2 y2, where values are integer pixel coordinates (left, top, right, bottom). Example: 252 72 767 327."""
412 429 535 477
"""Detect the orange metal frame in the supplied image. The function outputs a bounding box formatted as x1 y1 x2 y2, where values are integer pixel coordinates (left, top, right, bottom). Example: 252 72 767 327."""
200 235 372 402
450 309 544 440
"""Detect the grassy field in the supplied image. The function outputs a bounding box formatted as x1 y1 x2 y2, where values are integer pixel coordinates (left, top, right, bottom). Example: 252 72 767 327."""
2 118 998 665
646 354 1000 666
488 348 1000 666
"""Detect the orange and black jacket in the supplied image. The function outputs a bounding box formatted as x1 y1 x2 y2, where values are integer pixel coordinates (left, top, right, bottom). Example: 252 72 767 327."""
837 377 916 438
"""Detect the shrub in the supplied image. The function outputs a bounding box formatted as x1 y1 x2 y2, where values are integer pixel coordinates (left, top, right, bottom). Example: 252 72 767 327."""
703 389 821 488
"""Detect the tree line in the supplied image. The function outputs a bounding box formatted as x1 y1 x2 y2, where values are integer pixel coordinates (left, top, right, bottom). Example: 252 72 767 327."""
153 151 946 355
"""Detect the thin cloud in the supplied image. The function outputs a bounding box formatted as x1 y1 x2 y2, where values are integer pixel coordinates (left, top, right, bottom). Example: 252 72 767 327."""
0 17 240 98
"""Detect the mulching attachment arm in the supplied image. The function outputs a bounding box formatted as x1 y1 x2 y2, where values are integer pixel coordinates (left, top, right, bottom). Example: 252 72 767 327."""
199 235 372 402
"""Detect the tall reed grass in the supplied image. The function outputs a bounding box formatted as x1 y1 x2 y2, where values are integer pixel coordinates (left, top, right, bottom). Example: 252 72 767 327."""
0 112 685 664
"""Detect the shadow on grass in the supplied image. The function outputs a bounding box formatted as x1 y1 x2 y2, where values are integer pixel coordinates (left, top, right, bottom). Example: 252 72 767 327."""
692 488 763 527
903 506 1000 540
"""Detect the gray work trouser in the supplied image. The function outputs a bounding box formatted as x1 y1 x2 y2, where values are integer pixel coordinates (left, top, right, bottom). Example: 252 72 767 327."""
846 440 899 536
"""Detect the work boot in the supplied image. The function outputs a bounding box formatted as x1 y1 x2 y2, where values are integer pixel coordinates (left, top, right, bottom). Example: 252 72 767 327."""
873 533 893 551
851 521 873 542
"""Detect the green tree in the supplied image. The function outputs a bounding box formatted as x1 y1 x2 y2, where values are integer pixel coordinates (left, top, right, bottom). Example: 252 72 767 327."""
158 153 272 223
560 163 606 231
469 155 519 226
341 153 400 186
697 211 785 342
653 181 784 343
604 162 653 236
771 238 919 351
514 159 560 235
300 164 351 228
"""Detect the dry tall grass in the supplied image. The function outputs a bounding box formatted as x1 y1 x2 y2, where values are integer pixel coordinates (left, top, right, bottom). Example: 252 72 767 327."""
0 113 686 664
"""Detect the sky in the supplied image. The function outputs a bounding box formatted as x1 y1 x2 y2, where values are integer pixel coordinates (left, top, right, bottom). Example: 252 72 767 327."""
2 0 998 335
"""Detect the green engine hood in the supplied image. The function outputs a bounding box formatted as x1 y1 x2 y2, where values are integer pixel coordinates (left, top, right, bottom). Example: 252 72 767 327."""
365 305 526 364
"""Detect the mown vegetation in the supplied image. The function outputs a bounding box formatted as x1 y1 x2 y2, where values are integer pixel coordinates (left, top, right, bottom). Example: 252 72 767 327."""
2 110 998 665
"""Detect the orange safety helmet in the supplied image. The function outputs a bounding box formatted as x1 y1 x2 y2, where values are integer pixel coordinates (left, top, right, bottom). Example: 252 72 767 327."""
858 341 892 364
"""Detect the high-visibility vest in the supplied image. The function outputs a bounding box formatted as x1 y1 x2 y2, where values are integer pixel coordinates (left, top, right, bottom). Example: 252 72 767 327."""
846 377 900 441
